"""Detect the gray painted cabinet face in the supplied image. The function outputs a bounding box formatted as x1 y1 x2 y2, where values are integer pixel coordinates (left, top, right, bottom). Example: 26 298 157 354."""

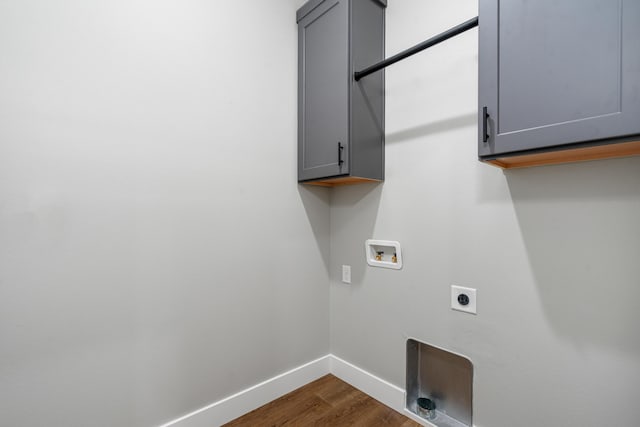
297 0 385 183
298 0 349 181
479 0 640 158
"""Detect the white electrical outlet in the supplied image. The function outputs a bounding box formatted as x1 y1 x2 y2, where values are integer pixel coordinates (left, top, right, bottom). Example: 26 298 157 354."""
342 265 351 284
451 285 477 314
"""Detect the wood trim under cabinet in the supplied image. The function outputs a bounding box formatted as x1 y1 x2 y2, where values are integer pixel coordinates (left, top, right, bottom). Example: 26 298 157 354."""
483 140 640 169
301 176 382 187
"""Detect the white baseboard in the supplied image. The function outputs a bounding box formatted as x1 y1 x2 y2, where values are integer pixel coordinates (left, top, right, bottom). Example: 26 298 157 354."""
159 353 433 427
158 355 331 427
329 355 405 414
329 355 430 427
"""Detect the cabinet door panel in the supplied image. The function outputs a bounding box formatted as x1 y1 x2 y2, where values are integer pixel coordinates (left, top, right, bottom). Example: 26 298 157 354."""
298 0 349 181
479 0 640 157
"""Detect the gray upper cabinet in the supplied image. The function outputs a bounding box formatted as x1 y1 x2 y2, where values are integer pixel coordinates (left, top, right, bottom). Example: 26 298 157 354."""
297 0 385 186
479 0 640 167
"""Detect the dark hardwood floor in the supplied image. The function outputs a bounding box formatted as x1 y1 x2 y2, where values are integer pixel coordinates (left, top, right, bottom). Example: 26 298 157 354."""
223 374 421 426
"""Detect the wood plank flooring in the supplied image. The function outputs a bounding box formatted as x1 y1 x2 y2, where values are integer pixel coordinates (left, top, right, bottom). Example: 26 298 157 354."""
223 374 421 427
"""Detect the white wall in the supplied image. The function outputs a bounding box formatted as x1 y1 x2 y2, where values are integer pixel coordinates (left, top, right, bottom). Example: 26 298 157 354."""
0 1 329 426
330 1 640 426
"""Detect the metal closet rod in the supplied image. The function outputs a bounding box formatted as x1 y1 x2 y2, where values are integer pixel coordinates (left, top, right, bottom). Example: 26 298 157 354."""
354 16 479 81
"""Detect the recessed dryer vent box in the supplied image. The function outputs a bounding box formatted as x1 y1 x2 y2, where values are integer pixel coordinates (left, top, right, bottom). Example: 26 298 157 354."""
365 240 402 269
406 339 473 427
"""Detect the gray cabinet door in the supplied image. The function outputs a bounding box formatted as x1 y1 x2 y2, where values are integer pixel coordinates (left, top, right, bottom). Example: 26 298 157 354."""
479 0 640 157
298 0 349 181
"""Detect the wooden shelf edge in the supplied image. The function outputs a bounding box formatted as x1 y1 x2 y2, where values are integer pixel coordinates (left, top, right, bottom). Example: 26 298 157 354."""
482 140 640 169
300 176 383 187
